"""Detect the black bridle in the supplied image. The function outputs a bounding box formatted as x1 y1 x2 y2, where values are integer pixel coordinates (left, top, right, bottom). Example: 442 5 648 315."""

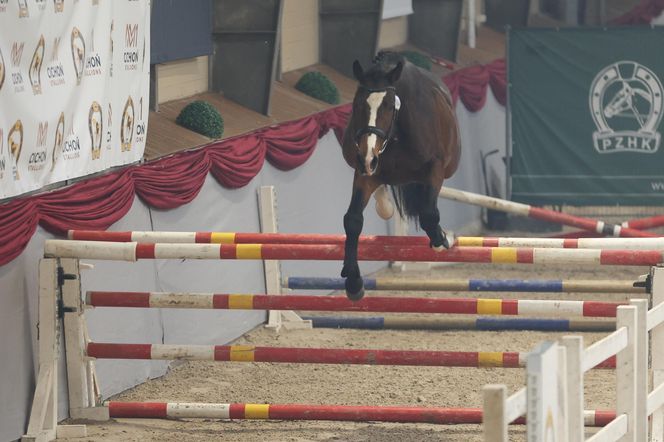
354 85 400 155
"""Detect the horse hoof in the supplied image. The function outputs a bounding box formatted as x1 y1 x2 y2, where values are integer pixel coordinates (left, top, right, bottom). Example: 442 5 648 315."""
345 277 365 301
432 245 444 252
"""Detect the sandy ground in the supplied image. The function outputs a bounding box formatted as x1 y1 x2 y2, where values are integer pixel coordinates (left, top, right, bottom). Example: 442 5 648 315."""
58 259 647 442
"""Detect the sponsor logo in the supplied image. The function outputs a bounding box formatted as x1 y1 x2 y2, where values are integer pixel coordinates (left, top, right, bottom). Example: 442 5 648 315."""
70 27 85 84
47 37 65 87
18 0 28 17
10 41 25 93
28 120 49 172
0 47 5 91
35 0 46 11
84 28 102 77
0 128 5 178
89 101 102 159
0 0 8 13
121 96 134 151
105 103 112 151
53 0 63 13
8 120 23 180
51 112 64 170
124 24 139 71
590 61 663 154
29 35 45 95
63 119 80 161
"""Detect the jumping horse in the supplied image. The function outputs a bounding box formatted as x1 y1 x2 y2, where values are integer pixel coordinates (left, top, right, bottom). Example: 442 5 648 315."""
341 51 461 300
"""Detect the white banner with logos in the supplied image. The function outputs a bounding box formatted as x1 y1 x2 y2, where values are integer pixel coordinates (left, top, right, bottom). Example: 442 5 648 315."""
0 0 150 199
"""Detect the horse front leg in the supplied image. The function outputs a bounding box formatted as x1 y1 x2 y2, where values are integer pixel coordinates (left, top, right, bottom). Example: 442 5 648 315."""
418 180 451 251
342 174 379 301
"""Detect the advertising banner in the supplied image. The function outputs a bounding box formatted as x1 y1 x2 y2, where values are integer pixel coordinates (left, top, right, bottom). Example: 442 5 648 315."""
0 0 150 199
509 28 664 205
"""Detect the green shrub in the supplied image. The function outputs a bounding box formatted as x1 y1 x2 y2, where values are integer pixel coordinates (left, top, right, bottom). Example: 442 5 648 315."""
175 100 224 138
295 71 340 105
399 50 432 71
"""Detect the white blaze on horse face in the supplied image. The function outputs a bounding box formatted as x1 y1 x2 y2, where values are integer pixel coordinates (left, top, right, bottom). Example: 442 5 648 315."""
364 91 387 174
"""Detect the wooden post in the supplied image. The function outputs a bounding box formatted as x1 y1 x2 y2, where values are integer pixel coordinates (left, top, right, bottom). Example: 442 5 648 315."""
561 336 584 442
258 186 311 331
22 259 59 442
651 266 664 442
483 384 508 442
630 299 648 442
616 305 638 442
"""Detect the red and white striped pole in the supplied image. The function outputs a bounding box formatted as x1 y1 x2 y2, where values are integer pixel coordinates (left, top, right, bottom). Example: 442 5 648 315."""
439 187 657 238
106 401 616 427
86 291 622 318
44 240 664 266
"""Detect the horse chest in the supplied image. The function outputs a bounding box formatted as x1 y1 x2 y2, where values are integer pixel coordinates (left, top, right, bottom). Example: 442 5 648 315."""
375 147 430 183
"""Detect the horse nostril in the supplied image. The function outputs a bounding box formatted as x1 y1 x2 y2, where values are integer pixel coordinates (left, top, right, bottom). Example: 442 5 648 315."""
370 156 378 171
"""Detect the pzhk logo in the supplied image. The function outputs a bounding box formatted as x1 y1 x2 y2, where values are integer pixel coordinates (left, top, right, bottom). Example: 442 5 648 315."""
29 35 45 95
124 24 139 71
47 37 65 87
590 61 663 154
70 27 85 84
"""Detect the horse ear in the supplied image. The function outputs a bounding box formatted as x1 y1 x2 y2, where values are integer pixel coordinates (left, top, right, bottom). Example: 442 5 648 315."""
387 61 403 84
352 60 364 82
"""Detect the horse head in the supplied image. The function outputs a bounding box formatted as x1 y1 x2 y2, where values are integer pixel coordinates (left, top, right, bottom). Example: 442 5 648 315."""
604 82 633 119
350 57 403 176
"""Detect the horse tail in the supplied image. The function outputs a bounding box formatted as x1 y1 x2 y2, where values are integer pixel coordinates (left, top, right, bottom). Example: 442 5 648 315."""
389 183 428 221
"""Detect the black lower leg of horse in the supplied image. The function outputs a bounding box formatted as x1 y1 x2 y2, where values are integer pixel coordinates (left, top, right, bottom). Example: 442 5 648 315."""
418 186 449 250
342 183 373 301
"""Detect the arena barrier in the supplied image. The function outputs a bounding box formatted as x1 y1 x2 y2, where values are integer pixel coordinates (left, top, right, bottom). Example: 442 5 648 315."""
22 235 664 441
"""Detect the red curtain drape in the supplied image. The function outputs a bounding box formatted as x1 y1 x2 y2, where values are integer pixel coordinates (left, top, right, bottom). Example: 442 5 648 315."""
443 59 506 111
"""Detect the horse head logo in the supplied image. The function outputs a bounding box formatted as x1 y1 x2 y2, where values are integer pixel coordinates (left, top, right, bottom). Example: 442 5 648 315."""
590 61 663 154
8 120 23 180
29 35 45 95
70 27 85 84
88 102 102 159
121 96 134 152
51 112 65 171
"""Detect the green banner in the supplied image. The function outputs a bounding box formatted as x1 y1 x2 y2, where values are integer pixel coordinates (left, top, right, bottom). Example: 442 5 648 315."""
509 27 664 205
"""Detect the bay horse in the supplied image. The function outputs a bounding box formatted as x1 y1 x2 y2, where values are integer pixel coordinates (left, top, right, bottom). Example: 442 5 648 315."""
341 51 461 300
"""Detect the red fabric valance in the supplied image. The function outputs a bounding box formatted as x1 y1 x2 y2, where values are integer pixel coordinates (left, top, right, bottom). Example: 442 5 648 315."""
443 59 507 111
